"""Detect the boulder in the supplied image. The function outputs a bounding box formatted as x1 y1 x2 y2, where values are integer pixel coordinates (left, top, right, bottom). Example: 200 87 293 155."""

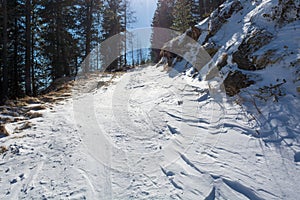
203 42 220 57
206 0 243 41
232 29 273 70
217 53 228 70
0 125 10 138
224 71 255 96
270 0 300 24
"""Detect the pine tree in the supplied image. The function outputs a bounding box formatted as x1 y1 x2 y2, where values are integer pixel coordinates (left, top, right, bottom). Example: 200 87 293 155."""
200 0 226 18
76 0 103 72
63 0 109 77
150 0 175 62
100 0 135 71
100 0 122 71
1 0 9 100
38 0 79 80
171 0 195 33
119 0 135 67
25 0 32 95
0 0 139 102
191 0 201 22
0 0 26 100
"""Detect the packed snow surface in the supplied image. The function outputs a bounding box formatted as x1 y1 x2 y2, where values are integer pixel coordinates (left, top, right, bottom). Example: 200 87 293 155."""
1 64 299 199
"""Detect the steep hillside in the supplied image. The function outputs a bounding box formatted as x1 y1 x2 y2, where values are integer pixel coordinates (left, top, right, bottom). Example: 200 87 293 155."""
198 0 299 93
165 0 300 142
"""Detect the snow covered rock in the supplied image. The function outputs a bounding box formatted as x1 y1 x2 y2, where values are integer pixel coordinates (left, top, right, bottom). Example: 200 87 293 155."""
223 71 254 96
0 125 10 138
268 0 300 24
207 0 243 40
166 0 300 97
232 29 273 70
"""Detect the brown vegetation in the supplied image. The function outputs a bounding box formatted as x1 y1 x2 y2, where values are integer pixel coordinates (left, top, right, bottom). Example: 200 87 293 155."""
25 112 43 119
0 125 10 137
0 146 8 154
0 79 74 138
224 71 255 96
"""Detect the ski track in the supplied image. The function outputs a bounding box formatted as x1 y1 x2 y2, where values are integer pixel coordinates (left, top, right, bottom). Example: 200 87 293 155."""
0 65 299 199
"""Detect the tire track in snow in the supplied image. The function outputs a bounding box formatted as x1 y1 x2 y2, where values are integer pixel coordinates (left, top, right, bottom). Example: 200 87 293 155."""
75 168 97 198
73 94 113 198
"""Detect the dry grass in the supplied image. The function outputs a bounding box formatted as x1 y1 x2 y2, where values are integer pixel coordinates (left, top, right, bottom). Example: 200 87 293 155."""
5 100 16 107
28 105 47 111
25 112 43 119
15 101 28 107
0 125 10 137
0 117 13 124
1 74 120 138
0 146 8 154
40 95 56 103
12 117 25 123
18 121 33 130
22 96 41 104
0 108 10 115
0 79 75 139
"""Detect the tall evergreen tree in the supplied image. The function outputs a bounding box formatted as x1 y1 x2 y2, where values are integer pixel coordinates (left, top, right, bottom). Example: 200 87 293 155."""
171 0 195 33
25 0 32 95
76 0 103 57
76 0 103 72
38 0 79 80
119 0 135 67
0 0 136 102
100 0 122 71
191 0 201 21
1 0 9 100
200 0 226 18
150 0 175 62
100 0 135 71
0 0 26 100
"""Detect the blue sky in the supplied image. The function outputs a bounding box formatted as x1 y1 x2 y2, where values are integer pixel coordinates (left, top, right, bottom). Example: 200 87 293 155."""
130 0 158 29
125 0 157 61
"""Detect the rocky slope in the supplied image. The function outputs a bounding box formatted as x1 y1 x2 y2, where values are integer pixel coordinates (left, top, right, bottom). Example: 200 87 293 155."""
164 0 300 141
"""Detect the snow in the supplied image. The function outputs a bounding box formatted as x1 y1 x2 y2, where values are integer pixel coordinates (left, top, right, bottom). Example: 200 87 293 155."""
1 0 300 199
0 64 299 199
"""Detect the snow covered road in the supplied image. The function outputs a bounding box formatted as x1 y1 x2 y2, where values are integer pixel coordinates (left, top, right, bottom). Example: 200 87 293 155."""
1 65 300 199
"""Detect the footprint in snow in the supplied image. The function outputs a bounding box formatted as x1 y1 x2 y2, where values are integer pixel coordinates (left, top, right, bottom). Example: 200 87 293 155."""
294 152 300 162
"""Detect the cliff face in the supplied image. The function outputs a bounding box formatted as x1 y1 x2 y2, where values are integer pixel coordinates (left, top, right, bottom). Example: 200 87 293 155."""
196 0 299 96
163 0 299 97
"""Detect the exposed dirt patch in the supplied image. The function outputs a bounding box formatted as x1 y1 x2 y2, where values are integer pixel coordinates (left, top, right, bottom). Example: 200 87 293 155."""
0 125 10 138
0 79 74 138
232 29 273 71
224 71 255 96
0 146 8 155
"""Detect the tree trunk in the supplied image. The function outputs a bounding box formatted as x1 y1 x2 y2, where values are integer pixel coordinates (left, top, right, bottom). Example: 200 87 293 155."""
25 0 32 95
124 1 127 67
2 0 9 98
86 1 92 56
131 40 134 66
55 10 63 79
96 45 99 70
31 30 36 96
85 0 94 72
13 17 19 98
31 2 36 96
